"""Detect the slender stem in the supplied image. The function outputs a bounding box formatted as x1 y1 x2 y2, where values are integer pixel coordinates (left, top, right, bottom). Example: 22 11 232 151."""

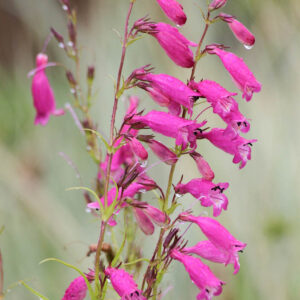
103 1 134 208
189 11 210 82
94 221 107 297
0 250 3 297
163 164 176 212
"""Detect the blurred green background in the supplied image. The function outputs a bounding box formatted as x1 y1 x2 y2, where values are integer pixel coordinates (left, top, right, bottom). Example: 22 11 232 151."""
0 0 299 299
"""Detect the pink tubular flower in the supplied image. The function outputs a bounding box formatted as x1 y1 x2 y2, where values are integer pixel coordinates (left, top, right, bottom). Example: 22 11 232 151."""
129 137 148 161
136 21 196 68
31 53 64 125
128 110 206 150
156 0 187 26
200 128 257 169
141 203 169 226
219 13 255 48
206 45 261 101
137 73 199 115
104 267 146 299
134 207 155 235
179 214 246 265
62 276 87 300
190 152 214 181
170 249 225 300
148 139 178 165
183 240 241 274
175 178 229 217
208 0 227 11
190 80 250 133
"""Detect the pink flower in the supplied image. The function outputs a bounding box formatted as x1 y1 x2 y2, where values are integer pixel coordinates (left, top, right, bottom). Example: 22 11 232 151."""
200 128 257 169
128 110 206 150
62 276 87 300
148 139 178 165
156 0 187 26
183 240 241 274
175 178 229 217
219 13 255 47
129 137 148 161
170 249 225 300
206 45 261 101
137 73 199 115
208 0 227 11
190 80 250 133
136 21 196 68
134 207 155 235
179 214 246 265
104 267 146 299
140 203 169 226
31 53 64 125
190 152 215 181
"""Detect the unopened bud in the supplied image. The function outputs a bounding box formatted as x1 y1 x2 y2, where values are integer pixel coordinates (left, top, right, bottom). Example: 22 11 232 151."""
87 66 95 81
68 21 77 46
190 152 214 181
209 0 227 11
148 140 178 165
129 137 148 161
66 71 77 87
51 27 64 44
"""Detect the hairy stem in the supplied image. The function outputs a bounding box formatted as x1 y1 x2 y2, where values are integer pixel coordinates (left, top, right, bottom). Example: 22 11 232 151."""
94 221 107 297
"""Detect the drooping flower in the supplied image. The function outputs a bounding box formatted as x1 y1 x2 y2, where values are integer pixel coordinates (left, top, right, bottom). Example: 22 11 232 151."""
179 214 247 264
104 267 146 299
208 0 227 11
190 152 215 181
183 240 242 274
219 13 255 48
62 276 88 300
31 53 64 125
148 139 178 165
134 207 155 235
190 80 250 133
206 45 261 101
129 137 148 161
135 21 196 68
175 178 229 216
128 110 206 150
170 249 225 300
198 128 257 169
137 73 199 115
156 0 187 26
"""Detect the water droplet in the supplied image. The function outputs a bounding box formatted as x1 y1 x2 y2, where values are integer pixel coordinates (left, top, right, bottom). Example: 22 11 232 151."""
86 145 92 151
70 88 76 94
141 160 148 168
62 4 68 11
107 278 111 283
58 42 64 49
139 189 147 194
175 193 183 198
85 208 92 213
176 24 181 28
67 41 74 47
244 44 253 50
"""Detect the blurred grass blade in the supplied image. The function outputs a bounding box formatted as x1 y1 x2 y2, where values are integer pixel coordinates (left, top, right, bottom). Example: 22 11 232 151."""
19 281 49 300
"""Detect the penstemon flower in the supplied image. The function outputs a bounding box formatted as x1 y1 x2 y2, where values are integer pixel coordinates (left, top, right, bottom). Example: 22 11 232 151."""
27 0 261 299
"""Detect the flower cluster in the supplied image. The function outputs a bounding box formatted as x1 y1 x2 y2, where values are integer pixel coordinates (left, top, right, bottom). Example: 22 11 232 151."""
29 0 261 299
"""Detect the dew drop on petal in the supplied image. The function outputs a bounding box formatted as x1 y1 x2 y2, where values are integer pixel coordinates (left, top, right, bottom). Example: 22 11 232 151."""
58 42 64 48
176 24 181 28
62 4 68 11
175 193 183 198
141 160 148 168
244 44 253 50
67 41 74 47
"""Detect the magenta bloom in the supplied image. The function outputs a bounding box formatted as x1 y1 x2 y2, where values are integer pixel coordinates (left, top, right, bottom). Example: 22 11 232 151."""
200 128 257 169
206 46 261 101
128 110 206 150
148 139 178 165
136 22 196 68
179 214 247 264
134 207 155 235
219 13 255 47
62 276 87 300
209 0 227 10
156 0 187 26
183 240 241 274
170 249 225 300
129 137 148 161
104 267 146 299
175 178 229 217
31 53 64 125
137 73 199 115
190 80 250 133
190 152 215 181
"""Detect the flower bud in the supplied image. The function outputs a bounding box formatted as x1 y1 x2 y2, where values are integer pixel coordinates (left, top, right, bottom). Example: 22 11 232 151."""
87 66 95 81
62 276 88 300
143 204 170 226
134 208 155 235
156 0 187 26
66 71 77 87
209 0 227 11
190 152 214 181
148 140 178 165
129 137 148 161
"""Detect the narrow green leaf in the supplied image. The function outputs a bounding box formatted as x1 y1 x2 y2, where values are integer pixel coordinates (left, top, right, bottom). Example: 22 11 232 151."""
83 128 111 152
111 231 126 267
123 258 150 266
39 258 96 300
19 281 49 300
